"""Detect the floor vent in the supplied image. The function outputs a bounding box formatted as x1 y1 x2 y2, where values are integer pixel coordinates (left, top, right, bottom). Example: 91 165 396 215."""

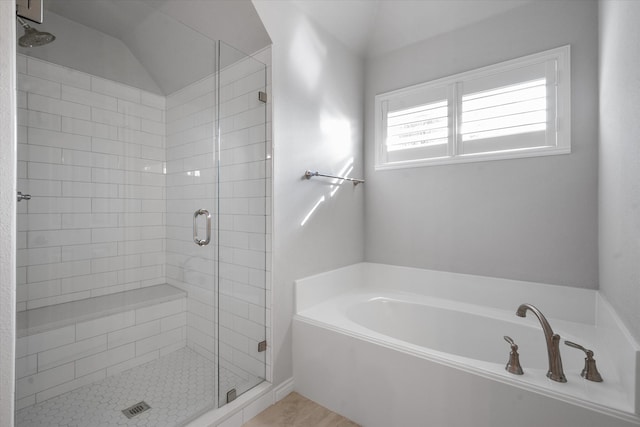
122 401 151 419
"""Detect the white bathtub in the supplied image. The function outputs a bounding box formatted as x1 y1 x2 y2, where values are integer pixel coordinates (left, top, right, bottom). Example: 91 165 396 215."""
293 263 640 427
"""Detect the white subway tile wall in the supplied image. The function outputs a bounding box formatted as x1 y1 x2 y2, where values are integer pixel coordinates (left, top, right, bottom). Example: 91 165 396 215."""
17 55 166 310
165 64 217 369
15 46 272 409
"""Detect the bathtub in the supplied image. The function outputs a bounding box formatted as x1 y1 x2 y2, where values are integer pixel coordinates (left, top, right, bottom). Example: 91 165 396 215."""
293 263 640 427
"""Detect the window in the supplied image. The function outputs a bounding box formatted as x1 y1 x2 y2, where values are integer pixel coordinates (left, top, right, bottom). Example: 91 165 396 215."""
375 46 570 169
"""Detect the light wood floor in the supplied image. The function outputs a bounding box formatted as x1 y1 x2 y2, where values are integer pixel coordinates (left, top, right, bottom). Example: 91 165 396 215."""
242 392 360 427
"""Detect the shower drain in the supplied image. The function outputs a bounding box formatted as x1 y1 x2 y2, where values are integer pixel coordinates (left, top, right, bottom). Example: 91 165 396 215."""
122 401 151 419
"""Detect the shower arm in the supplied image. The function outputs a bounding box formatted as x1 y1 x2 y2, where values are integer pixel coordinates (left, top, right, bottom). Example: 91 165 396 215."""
16 16 31 29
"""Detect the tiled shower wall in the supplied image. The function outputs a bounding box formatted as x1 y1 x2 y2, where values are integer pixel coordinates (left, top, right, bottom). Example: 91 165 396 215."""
165 48 271 388
17 47 272 388
16 54 166 311
165 70 217 362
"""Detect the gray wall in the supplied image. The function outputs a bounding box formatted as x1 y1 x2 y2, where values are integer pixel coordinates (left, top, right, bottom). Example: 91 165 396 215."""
0 2 16 423
364 0 599 288
253 0 365 385
599 0 640 342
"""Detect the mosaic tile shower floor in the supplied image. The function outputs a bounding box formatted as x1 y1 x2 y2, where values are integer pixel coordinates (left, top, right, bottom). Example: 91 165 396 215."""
16 348 243 427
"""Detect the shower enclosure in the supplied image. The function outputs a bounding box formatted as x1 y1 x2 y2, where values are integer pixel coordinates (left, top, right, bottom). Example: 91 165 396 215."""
14 2 269 425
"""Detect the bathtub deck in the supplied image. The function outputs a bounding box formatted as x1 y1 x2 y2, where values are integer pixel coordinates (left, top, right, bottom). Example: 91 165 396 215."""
15 347 244 427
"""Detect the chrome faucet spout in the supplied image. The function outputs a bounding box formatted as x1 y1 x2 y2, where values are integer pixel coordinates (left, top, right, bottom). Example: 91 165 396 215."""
516 303 567 382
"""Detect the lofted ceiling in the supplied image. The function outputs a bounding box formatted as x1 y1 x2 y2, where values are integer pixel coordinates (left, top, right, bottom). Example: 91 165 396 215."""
24 0 537 94
25 0 272 95
45 0 272 58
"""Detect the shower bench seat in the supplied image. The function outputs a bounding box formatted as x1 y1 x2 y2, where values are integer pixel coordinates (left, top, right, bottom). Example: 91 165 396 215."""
16 284 186 338
15 284 188 409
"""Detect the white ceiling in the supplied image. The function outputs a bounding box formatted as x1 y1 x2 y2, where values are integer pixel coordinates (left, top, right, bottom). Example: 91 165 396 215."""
45 0 271 56
291 0 535 58
31 0 536 93
40 0 271 94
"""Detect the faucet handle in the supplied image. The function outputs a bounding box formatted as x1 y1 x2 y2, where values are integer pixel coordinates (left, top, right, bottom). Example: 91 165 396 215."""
564 340 588 353
504 335 517 348
504 336 524 375
564 340 603 382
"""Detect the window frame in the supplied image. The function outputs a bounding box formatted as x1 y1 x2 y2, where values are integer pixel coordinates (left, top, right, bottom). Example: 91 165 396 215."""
374 45 571 170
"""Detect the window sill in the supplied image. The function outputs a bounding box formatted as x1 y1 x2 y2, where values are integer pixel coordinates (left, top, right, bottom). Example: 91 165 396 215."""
375 145 571 170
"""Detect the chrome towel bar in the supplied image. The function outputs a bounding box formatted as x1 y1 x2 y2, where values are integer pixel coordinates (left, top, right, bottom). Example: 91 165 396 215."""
304 170 364 186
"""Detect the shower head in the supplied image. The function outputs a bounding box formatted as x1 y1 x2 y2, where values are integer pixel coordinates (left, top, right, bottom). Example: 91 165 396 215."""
17 16 55 47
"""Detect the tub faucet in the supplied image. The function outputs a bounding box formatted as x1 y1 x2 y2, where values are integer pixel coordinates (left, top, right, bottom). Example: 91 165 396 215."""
516 303 567 382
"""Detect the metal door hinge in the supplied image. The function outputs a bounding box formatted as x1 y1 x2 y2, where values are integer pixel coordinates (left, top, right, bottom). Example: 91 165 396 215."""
258 340 267 352
258 91 267 103
226 389 237 403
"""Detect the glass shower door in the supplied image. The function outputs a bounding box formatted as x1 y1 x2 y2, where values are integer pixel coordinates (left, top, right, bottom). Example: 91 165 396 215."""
14 9 224 423
14 2 267 422
216 41 268 407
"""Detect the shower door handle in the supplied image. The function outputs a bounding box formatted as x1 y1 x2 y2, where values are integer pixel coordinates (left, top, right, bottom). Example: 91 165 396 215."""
193 209 211 246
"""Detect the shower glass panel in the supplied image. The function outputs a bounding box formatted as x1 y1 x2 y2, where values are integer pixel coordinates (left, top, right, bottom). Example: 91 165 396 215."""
216 41 268 407
14 3 267 425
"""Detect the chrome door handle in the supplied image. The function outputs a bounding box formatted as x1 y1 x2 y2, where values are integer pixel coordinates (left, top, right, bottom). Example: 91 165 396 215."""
17 191 31 202
193 209 211 246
